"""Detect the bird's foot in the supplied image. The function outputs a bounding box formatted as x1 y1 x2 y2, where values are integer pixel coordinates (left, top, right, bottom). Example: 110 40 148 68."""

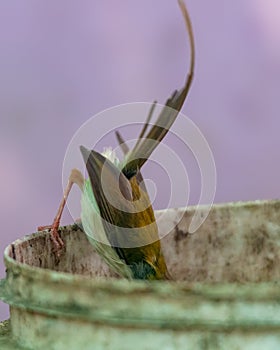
38 223 64 255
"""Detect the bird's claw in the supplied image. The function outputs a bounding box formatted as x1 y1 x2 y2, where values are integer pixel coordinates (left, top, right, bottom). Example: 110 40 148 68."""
50 228 64 252
38 224 65 255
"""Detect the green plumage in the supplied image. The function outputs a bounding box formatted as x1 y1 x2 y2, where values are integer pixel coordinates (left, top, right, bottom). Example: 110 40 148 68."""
80 148 167 280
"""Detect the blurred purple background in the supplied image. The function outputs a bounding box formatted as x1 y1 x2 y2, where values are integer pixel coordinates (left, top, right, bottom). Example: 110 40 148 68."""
1 0 280 320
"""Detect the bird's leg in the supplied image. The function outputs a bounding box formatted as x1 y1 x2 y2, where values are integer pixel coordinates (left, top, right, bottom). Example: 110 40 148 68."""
38 169 84 251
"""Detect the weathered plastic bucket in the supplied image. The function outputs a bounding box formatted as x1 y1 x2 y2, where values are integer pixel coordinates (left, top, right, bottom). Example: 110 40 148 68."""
0 200 280 349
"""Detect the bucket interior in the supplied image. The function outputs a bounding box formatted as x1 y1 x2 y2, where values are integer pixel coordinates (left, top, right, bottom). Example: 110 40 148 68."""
6 201 280 283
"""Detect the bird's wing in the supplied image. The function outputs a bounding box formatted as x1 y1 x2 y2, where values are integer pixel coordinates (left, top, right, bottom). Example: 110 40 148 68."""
80 146 160 260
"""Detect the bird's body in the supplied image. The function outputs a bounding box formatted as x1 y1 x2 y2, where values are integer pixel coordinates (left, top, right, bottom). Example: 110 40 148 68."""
80 147 170 280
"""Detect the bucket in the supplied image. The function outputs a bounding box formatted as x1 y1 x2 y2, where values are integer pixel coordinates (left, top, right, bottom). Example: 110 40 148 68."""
0 200 280 349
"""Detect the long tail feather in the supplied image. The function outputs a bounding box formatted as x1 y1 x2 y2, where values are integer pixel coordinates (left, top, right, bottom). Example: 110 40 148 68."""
122 0 195 178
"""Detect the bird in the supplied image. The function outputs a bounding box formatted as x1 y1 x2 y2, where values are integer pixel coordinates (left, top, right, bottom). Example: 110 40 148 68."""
38 0 195 280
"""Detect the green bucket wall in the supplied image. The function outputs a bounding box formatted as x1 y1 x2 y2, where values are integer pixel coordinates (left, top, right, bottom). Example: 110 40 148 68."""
1 200 280 349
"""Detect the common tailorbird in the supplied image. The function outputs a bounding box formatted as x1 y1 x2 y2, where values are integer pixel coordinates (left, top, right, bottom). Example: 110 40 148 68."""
39 0 195 280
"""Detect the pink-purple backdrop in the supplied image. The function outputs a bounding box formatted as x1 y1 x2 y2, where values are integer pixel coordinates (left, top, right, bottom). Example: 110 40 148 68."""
1 0 280 320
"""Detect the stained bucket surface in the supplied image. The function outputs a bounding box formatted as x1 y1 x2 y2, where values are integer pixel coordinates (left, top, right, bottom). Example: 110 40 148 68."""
0 200 280 349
